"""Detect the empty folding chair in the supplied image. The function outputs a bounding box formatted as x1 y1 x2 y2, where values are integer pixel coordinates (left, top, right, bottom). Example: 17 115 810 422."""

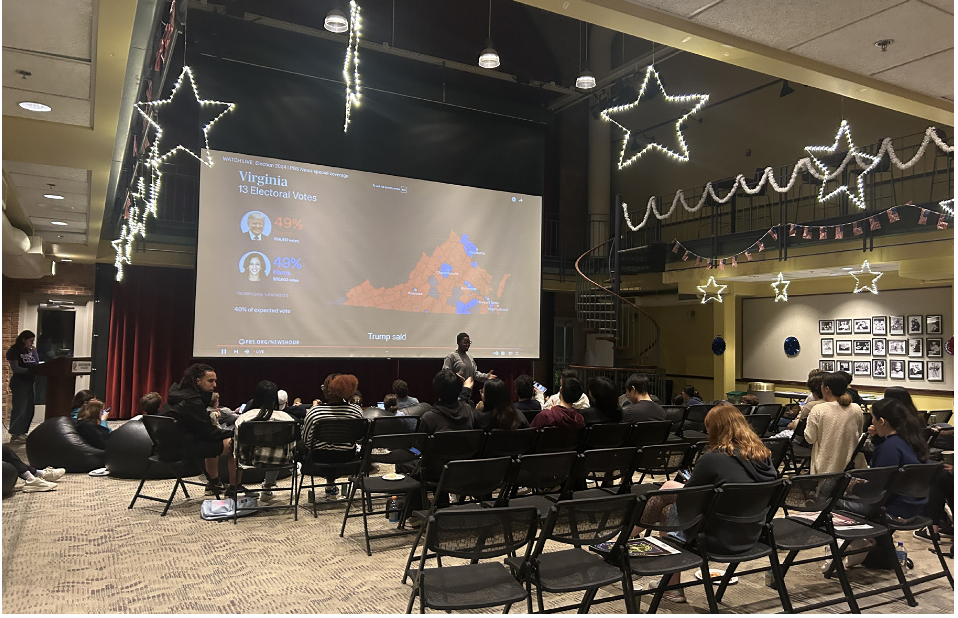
660 406 686 437
627 420 673 448
746 414 772 438
681 404 711 442
754 404 785 436
581 422 632 450
734 404 754 416
568 446 638 499
480 427 538 459
419 430 485 499
761 437 791 476
496 451 579 518
632 443 692 485
534 426 585 453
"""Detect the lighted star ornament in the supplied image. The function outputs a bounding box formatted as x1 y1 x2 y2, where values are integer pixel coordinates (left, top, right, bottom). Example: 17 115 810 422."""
850 260 883 295
697 277 728 304
771 272 790 302
600 65 709 169
805 120 881 210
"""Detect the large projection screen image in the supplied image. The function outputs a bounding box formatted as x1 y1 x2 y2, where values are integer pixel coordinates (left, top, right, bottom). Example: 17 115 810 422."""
194 150 542 358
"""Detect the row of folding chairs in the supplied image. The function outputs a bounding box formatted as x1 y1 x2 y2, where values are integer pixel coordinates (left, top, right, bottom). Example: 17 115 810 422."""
404 461 953 614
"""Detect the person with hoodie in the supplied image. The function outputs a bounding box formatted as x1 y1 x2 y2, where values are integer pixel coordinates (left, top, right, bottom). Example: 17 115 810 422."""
804 372 864 474
420 370 476 434
581 376 623 425
653 403 777 603
160 363 236 494
542 368 591 410
233 380 297 502
531 377 586 429
680 385 704 408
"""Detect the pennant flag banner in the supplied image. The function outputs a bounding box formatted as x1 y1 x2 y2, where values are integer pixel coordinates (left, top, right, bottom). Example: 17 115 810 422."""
802 226 812 239
869 217 881 231
835 225 843 240
695 256 702 266
731 256 738 267
672 241 680 253
718 259 725 270
706 260 712 270
758 241 765 252
819 227 828 240
682 250 690 261
938 214 949 230
887 207 899 223
919 209 930 225
789 224 798 237
852 222 863 236
770 228 778 241
745 250 753 261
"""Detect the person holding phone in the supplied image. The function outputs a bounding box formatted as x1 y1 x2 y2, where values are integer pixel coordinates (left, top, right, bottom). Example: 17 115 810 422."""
5 330 40 441
74 399 111 449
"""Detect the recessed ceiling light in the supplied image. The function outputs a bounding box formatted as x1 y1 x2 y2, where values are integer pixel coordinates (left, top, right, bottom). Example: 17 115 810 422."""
60 258 73 262
841 267 854 271
681 37 692 43
43 194 64 200
19 101 51 112
50 221 69 226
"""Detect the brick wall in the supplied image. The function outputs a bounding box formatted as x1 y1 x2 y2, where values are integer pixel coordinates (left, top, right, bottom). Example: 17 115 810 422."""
2 263 96 415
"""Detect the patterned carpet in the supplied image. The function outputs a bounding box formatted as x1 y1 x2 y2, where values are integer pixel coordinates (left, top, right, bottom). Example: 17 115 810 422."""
1 425 954 614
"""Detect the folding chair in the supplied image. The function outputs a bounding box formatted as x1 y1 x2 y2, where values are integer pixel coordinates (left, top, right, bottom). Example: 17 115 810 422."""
754 404 785 436
632 443 692 485
681 404 711 442
128 415 213 516
480 427 538 458
297 417 368 518
567 446 639 499
746 414 773 438
405 506 539 614
627 420 673 448
761 437 791 476
734 404 754 416
660 406 686 436
534 425 585 453
231 420 299 523
581 422 632 450
506 495 640 613
495 451 579 518
419 430 485 498
369 415 419 436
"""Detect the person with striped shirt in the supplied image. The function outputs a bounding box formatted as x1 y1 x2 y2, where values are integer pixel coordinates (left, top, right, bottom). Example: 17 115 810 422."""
301 373 363 499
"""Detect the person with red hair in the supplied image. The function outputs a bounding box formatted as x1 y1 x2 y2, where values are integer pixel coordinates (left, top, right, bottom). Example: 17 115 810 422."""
301 373 363 500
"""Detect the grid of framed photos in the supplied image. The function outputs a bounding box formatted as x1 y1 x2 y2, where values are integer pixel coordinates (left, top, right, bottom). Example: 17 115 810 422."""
820 315 944 382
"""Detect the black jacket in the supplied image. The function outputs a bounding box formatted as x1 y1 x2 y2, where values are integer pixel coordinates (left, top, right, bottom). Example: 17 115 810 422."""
581 406 623 425
75 419 110 450
420 387 475 433
160 383 232 441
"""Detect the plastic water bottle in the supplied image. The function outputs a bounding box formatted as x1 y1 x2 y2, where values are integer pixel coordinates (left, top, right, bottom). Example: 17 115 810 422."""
387 496 399 522
896 541 908 568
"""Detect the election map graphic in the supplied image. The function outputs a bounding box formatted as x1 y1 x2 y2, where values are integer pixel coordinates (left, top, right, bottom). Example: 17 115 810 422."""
343 231 511 315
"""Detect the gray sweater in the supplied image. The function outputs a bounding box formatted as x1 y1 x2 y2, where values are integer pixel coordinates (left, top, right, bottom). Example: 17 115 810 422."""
441 351 490 381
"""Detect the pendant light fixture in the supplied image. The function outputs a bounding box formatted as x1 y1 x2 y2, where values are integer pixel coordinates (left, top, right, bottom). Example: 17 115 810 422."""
325 7 349 33
478 0 500 69
575 22 596 90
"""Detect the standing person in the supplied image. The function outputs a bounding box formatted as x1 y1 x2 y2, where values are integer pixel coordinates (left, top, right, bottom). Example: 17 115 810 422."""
6 330 40 441
803 373 864 474
160 364 237 494
301 374 363 500
442 333 495 383
474 378 529 431
392 379 419 410
234 380 297 502
74 399 111 449
622 374 667 423
581 376 623 425
513 374 542 424
531 378 586 429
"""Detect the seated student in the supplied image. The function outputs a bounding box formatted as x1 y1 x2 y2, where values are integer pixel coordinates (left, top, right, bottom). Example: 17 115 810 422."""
513 374 542 423
680 385 704 408
392 379 420 410
160 363 237 495
803 372 864 474
740 394 760 406
837 371 865 407
348 390 363 408
646 403 777 602
581 376 623 425
788 372 825 431
543 369 591 410
382 394 403 416
139 392 162 416
69 390 95 420
474 378 529 431
531 377 586 429
74 398 111 449
622 374 667 423
234 380 297 502
2 445 65 492
870 398 930 519
672 394 685 406
420 370 476 434
881 386 925 425
301 374 363 500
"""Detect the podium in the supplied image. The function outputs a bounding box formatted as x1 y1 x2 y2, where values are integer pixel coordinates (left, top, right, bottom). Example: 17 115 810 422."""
29 357 92 420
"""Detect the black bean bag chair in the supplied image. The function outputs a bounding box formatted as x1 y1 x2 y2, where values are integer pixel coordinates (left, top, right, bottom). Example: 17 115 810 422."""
25 416 105 473
2 462 17 498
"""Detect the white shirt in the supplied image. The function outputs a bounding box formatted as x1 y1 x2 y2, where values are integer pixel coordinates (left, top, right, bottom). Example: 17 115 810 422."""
248 231 263 240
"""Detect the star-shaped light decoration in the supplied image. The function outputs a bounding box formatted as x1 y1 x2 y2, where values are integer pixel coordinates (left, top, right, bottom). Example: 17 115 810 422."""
697 276 728 304
600 65 709 169
134 66 235 168
850 260 883 295
771 272 790 302
805 120 881 210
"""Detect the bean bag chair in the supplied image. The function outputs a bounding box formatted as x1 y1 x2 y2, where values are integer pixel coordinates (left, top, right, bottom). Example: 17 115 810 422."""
25 416 105 473
2 462 17 498
105 417 200 479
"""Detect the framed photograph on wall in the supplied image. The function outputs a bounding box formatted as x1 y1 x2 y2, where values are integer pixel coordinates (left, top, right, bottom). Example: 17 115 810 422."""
872 316 887 335
854 360 871 376
908 360 924 380
819 360 836 372
836 340 853 355
927 338 943 358
836 319 852 334
819 320 835 335
927 315 942 334
908 338 923 357
837 360 852 373
889 360 906 379
927 361 944 382
854 319 871 334
908 315 923 335
854 340 871 355
888 339 907 355
821 339 834 356
872 359 887 378
889 316 905 336
872 338 887 356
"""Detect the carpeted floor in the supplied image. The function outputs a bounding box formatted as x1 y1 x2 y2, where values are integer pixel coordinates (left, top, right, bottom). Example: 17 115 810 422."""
1 424 954 614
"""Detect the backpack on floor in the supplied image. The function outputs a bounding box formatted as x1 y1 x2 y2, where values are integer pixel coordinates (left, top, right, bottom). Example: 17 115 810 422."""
201 496 259 521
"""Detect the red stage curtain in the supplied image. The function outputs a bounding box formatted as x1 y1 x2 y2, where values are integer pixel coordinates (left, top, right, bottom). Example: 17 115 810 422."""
105 266 195 418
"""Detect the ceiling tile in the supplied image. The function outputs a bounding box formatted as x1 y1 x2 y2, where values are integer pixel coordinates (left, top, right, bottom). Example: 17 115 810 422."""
7 174 89 195
2 50 91 100
37 231 87 245
692 0 904 49
3 160 89 182
789 1 952 75
622 0 725 18
2 87 92 126
920 0 954 14
30 209 87 224
872 48 955 99
2 0 95 61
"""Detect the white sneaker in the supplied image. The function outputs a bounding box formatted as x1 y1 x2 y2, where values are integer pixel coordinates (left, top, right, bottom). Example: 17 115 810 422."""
22 477 57 492
41 467 66 482
260 484 275 502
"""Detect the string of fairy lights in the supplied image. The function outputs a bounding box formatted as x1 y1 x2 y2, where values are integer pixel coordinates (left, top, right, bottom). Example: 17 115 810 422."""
343 0 362 132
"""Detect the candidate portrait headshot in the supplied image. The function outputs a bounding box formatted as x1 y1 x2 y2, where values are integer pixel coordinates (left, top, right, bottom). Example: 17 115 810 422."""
241 211 271 240
239 251 271 282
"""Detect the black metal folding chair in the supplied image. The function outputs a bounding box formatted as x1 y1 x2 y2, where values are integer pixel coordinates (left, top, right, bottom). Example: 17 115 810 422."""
627 420 673 448
746 414 772 438
495 451 580 518
405 506 539 614
231 420 299 523
297 417 368 518
581 422 632 450
419 430 485 497
567 446 639 499
761 437 791 476
734 404 754 416
681 404 711 442
369 415 420 436
128 415 212 516
506 495 640 613
632 443 692 485
480 427 538 459
534 425 585 453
